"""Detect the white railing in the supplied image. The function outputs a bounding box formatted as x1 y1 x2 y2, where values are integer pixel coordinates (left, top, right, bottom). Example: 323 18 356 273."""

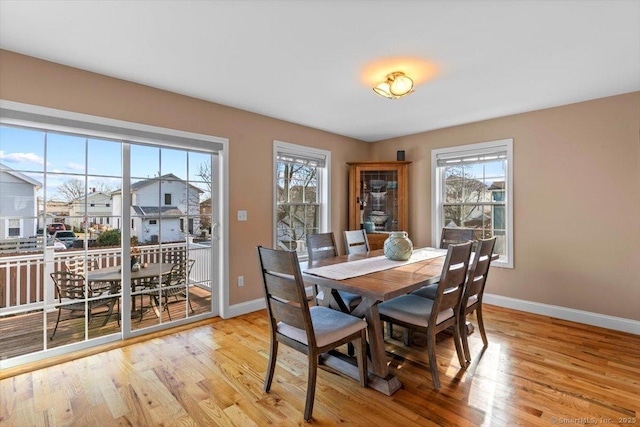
0 242 212 315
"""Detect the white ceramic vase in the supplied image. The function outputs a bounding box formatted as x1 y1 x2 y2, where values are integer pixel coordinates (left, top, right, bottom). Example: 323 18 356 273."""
383 231 413 261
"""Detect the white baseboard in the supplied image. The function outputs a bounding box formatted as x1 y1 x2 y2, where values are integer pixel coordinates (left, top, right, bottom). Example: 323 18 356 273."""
223 293 640 336
484 293 640 335
223 298 266 319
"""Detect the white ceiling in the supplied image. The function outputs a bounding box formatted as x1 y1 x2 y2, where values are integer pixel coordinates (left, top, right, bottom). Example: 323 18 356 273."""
1 1 639 142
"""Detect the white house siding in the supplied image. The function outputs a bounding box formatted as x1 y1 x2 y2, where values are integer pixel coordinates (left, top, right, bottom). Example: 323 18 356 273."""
111 176 201 243
68 192 112 230
0 169 40 238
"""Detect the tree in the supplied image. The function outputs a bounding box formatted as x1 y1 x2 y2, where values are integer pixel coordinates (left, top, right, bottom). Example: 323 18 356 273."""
55 178 117 202
443 165 488 228
276 163 318 250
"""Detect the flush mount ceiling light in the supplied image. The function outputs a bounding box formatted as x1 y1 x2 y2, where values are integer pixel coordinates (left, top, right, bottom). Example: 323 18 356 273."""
373 71 414 99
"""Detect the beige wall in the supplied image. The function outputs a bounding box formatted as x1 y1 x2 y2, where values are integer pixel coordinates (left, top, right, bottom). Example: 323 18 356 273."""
0 50 371 306
372 92 640 321
2 50 638 321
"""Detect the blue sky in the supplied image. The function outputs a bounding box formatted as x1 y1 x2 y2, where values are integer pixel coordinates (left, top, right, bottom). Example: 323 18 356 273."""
0 125 210 200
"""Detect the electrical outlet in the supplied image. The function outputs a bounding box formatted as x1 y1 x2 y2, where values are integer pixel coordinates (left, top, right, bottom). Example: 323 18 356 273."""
237 210 248 221
237 276 244 287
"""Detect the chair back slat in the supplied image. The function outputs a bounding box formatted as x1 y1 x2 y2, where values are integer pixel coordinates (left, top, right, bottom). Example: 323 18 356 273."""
343 230 370 255
50 271 87 300
463 237 496 302
257 246 314 341
440 228 474 249
431 242 473 318
307 233 338 262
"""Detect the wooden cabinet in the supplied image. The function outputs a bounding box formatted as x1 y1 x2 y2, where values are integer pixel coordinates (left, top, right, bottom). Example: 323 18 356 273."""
347 161 411 250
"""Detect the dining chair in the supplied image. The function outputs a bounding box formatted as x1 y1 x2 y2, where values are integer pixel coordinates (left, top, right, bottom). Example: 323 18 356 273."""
257 246 368 422
411 238 496 362
49 271 119 339
306 232 362 312
439 227 473 249
458 237 496 363
378 241 473 389
343 229 370 255
151 259 195 321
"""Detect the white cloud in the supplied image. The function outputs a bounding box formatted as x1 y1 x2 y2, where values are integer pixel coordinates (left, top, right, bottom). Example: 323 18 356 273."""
0 150 45 165
66 162 85 171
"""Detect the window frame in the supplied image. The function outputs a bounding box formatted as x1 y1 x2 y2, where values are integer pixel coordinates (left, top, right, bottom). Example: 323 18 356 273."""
272 140 331 260
431 138 514 268
5 218 23 238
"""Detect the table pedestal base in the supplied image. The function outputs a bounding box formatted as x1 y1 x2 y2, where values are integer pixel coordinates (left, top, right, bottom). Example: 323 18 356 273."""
319 351 402 396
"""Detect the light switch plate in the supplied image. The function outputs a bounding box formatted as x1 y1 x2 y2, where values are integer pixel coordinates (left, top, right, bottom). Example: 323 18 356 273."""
237 210 248 221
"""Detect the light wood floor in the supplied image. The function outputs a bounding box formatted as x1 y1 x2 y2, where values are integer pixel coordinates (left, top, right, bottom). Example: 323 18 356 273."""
1 305 638 426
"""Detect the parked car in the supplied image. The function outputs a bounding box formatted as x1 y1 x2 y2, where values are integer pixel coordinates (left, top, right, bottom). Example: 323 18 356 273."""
47 223 66 235
53 230 77 248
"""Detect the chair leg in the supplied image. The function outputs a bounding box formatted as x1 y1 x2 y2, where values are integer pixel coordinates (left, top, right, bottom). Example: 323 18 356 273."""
460 312 472 363
452 318 467 368
50 308 62 340
264 338 278 392
304 354 318 422
100 300 115 327
426 330 441 389
476 306 488 346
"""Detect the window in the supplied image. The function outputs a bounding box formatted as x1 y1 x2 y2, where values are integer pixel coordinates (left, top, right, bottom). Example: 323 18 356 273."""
432 139 513 268
6 218 22 238
273 140 330 258
164 193 171 205
149 219 157 225
90 203 95 207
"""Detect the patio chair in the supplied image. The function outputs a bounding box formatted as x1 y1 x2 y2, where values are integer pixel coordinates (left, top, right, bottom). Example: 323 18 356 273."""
49 271 119 339
257 246 367 421
151 259 195 320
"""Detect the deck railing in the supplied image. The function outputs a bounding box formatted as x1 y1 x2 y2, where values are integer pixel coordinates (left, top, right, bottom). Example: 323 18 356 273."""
0 242 213 315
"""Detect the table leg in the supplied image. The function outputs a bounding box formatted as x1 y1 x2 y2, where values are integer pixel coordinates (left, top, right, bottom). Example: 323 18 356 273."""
346 297 402 395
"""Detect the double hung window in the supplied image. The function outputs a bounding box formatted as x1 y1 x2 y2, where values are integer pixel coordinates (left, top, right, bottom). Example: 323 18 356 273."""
273 141 330 258
432 139 513 267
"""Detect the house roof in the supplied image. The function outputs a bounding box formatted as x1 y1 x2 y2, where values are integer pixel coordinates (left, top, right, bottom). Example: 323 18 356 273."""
132 206 184 217
0 163 42 189
112 173 204 194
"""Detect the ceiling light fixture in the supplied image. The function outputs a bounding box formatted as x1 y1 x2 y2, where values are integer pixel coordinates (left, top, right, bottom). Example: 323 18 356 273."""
373 71 414 99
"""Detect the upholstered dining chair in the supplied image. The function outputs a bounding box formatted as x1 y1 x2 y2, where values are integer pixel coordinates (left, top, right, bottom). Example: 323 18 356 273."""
458 237 496 363
343 229 370 255
378 241 473 389
306 232 362 312
256 246 368 422
49 271 119 339
411 237 496 363
439 227 473 249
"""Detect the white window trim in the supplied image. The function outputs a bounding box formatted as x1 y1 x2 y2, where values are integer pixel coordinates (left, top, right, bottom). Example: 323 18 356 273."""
273 140 331 258
431 138 514 268
5 218 23 239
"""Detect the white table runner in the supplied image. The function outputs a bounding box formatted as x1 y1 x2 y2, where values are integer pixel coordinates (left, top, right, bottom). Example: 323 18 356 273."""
303 247 446 280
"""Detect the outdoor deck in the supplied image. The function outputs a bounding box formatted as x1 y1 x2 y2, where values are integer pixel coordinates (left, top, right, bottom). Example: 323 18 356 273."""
0 286 211 361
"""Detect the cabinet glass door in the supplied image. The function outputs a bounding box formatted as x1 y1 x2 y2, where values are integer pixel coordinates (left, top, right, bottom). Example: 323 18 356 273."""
359 170 400 232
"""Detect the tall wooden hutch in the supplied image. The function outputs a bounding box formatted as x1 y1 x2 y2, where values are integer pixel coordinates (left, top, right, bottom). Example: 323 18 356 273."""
347 161 411 250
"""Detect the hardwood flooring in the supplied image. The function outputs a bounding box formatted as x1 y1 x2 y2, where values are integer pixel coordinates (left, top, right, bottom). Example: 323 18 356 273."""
1 305 638 426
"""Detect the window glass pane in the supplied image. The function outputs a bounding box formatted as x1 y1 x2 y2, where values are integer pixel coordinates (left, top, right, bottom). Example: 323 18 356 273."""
131 145 159 179
88 139 121 177
0 126 46 173
161 148 186 180
47 133 86 175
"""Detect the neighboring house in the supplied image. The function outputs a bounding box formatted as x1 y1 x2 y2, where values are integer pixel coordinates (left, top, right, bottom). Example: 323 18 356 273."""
0 163 42 239
111 174 202 243
68 190 112 231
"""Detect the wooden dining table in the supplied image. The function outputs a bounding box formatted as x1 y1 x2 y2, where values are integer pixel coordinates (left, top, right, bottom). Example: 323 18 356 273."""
302 248 447 396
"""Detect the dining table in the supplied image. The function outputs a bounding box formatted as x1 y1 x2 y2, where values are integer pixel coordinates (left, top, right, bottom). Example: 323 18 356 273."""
302 247 448 396
87 262 174 315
